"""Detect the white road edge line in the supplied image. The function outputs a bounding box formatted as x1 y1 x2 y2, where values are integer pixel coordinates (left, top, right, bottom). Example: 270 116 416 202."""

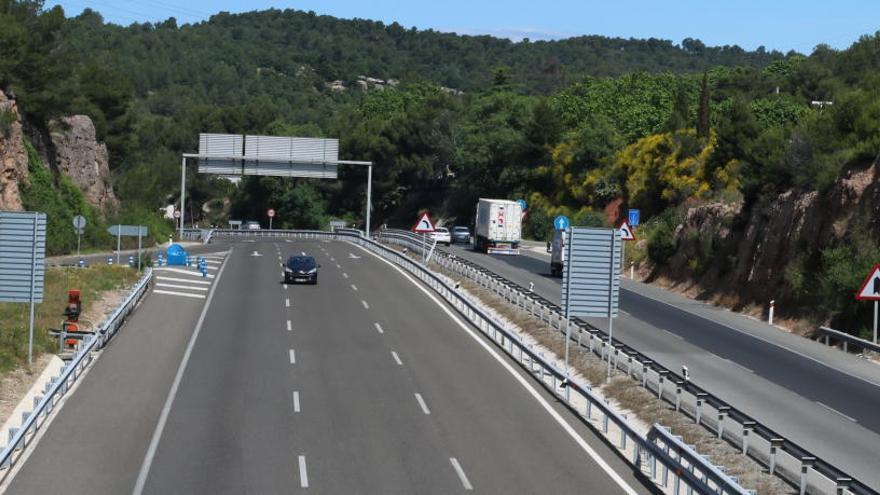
661 329 684 341
132 247 233 495
815 401 857 422
156 276 211 285
374 322 384 334
414 393 431 415
449 457 473 490
289 348 296 364
298 455 309 488
361 299 369 309
293 391 301 413
391 351 402 365
351 242 640 495
287 320 292 332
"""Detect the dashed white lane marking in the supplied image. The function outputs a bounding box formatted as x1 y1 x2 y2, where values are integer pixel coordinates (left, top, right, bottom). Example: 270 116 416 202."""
342 273 349 279
287 320 292 332
450 458 473 490
816 401 857 422
153 290 206 299
156 276 211 285
374 323 384 334
361 300 369 309
285 298 291 307
351 284 358 291
298 455 309 488
391 351 402 365
284 284 288 290
289 349 296 364
414 393 431 415
351 241 641 495
293 391 301 413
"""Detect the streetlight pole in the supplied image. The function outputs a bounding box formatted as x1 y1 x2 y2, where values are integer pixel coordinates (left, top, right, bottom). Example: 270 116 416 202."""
366 164 373 237
179 156 186 238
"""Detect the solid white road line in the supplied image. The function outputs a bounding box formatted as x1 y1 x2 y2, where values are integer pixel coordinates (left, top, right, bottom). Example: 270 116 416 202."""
285 298 290 307
132 247 232 495
374 322 384 334
414 393 431 415
287 320 292 332
816 401 857 422
155 283 209 291
352 242 641 495
289 349 296 364
361 300 369 309
156 276 211 285
391 351 402 365
298 455 309 488
351 284 358 291
293 391 301 413
449 458 473 491
152 290 206 299
155 267 214 278
661 329 684 341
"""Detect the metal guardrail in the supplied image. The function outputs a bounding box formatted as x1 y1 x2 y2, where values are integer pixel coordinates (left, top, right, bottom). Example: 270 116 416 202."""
377 228 874 495
211 228 749 495
818 326 880 355
0 268 153 478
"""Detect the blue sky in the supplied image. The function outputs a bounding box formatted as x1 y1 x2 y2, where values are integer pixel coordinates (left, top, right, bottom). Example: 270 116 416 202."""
46 0 880 53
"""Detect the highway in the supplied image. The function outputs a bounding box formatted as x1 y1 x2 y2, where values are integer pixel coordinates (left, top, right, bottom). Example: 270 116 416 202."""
5 239 653 494
437 241 880 489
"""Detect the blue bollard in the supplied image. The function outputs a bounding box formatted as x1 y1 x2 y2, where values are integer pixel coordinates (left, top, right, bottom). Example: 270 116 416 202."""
107 256 113 265
78 259 86 268
157 254 164 267
128 255 135 267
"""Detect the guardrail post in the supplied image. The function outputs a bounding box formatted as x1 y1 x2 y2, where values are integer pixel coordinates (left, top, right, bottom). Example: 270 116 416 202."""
835 477 852 495
717 406 730 439
642 360 653 387
769 438 785 475
620 415 627 449
675 381 683 411
602 407 609 433
657 370 669 399
626 354 633 377
741 421 755 455
800 456 816 495
695 393 707 425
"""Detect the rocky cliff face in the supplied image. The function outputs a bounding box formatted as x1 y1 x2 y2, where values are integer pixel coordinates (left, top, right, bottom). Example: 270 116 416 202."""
49 116 117 210
660 162 879 308
0 91 28 211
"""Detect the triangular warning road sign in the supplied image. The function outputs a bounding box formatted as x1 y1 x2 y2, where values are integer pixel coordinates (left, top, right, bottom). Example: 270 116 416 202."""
618 220 636 241
411 212 435 233
856 264 880 300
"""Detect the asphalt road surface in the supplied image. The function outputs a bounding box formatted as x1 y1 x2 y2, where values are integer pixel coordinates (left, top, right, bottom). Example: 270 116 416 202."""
6 239 654 494
439 241 880 489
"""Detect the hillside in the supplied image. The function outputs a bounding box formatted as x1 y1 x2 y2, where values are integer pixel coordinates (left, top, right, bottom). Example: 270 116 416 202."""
3 2 880 333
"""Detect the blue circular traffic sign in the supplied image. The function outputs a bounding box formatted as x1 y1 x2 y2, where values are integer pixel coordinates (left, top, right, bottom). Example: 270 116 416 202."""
553 215 570 230
516 199 528 212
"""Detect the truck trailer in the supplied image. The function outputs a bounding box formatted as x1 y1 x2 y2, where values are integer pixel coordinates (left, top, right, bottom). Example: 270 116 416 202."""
474 198 521 254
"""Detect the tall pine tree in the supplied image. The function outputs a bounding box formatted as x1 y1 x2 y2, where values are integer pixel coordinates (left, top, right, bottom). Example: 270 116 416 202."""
697 72 711 139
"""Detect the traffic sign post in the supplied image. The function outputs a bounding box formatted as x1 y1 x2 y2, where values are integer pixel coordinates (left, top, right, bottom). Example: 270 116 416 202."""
1 211 47 365
618 221 636 278
107 225 149 272
72 215 87 259
855 265 880 343
412 212 435 263
561 227 621 383
268 208 276 230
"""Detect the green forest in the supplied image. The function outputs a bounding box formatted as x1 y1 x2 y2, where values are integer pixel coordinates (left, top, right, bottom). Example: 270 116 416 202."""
3 1 880 332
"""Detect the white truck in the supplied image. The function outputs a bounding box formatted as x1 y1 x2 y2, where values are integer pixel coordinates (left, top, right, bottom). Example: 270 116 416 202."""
473 198 521 254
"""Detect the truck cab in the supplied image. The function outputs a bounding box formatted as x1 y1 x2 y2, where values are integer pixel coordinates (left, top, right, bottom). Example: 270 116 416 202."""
550 229 565 277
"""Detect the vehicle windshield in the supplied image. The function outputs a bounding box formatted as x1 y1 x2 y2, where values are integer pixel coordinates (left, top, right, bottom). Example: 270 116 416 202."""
435 227 448 233
453 227 469 232
287 256 316 270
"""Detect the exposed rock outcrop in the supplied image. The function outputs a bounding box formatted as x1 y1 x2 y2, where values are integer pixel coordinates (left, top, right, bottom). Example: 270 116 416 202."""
0 90 28 211
659 162 879 307
49 115 118 210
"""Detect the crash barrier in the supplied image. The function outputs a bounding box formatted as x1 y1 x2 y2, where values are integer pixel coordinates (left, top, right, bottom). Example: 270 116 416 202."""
0 268 153 480
210 228 753 495
817 326 880 356
180 228 214 244
377 228 874 495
